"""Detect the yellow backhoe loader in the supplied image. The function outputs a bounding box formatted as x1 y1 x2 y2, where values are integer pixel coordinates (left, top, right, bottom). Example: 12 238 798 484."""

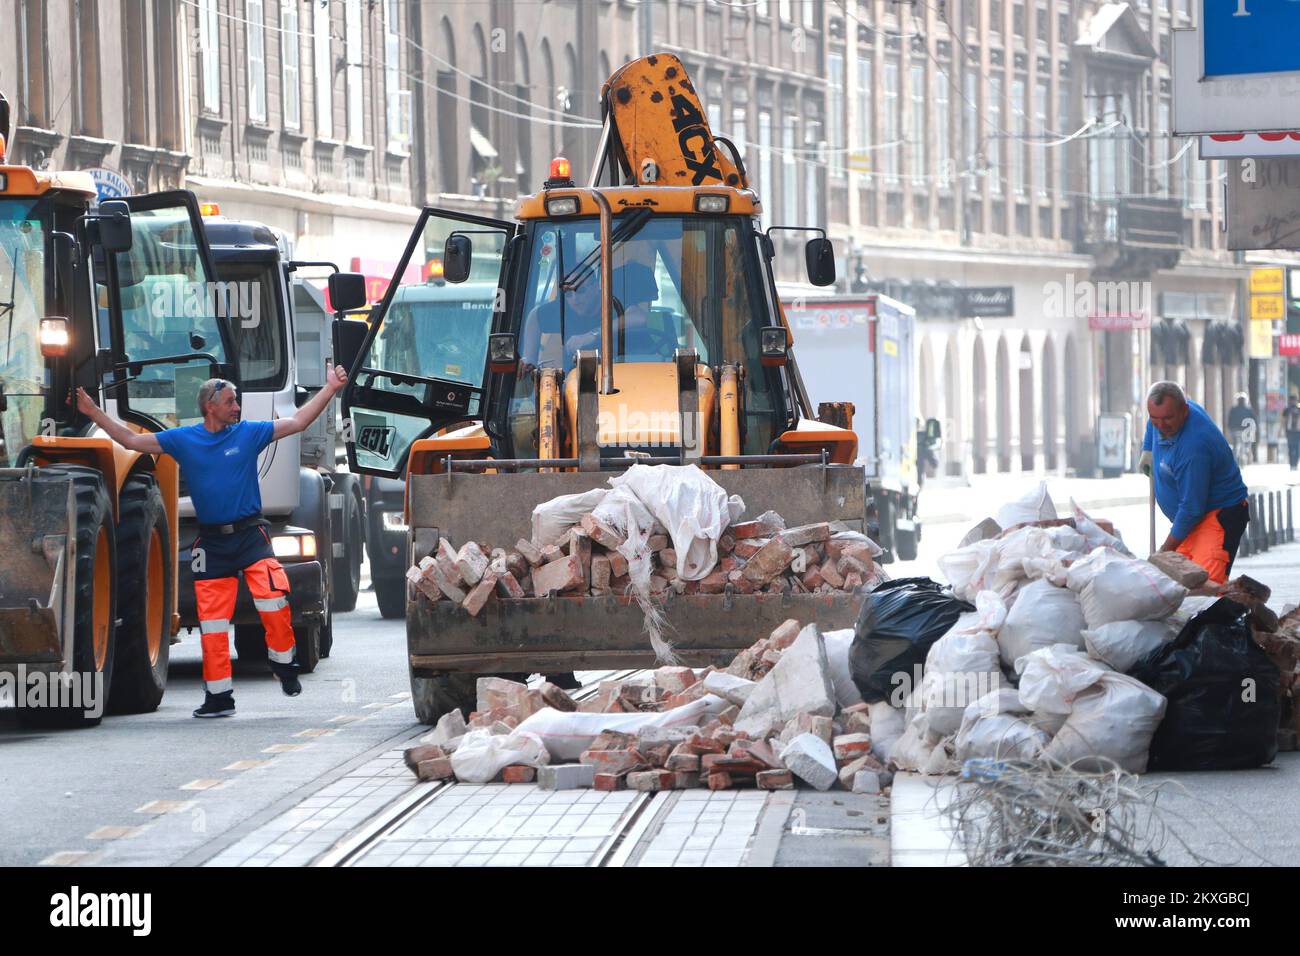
0 93 239 725
338 55 867 722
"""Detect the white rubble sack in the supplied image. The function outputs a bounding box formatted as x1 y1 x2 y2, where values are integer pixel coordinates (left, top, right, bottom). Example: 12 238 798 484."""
1016 644 1110 715
608 464 735 580
1070 498 1133 557
1068 548 1187 627
449 728 551 783
822 628 864 709
531 487 610 547
1084 619 1176 673
998 579 1088 668
868 701 907 763
1044 673 1167 773
779 733 839 791
734 624 837 737
920 592 1005 736
954 690 1052 762
995 480 1057 530
891 709 955 774
513 696 726 762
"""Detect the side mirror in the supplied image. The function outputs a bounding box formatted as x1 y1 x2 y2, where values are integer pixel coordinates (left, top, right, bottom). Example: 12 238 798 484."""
443 234 472 284
805 237 835 287
327 271 368 314
488 332 519 374
760 325 788 367
189 332 207 350
95 200 134 255
333 318 368 373
925 417 942 444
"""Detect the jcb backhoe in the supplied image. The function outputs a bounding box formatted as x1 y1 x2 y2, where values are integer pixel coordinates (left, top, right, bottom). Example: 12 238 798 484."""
0 93 240 725
338 55 868 722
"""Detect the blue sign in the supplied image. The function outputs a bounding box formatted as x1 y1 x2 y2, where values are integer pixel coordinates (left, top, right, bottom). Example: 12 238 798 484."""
84 167 132 202
1204 0 1300 78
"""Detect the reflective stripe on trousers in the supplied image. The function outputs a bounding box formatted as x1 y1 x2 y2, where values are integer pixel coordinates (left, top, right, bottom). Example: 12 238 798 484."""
192 557 297 690
244 557 296 664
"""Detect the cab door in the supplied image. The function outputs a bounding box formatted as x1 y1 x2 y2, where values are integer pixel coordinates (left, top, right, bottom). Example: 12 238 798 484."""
98 191 239 432
340 208 515 478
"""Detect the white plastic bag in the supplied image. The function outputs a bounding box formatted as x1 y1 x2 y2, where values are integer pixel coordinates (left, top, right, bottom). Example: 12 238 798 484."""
1083 619 1175 673
513 696 724 761
822 628 864 708
921 594 1005 736
531 487 609 547
995 481 1057 530
1015 644 1109 715
937 539 1001 602
891 709 948 773
1073 552 1187 627
1043 673 1167 773
998 579 1088 667
954 690 1052 762
608 464 733 580
448 728 550 783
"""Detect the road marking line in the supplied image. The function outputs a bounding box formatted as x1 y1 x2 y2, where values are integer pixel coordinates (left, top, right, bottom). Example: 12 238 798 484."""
135 799 197 815
87 825 146 840
39 851 98 866
294 728 337 738
328 714 364 724
180 778 225 791
262 743 308 753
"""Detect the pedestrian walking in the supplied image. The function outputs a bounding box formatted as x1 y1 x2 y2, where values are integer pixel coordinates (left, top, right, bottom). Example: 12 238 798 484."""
1285 392 1300 471
1139 381 1249 584
76 365 348 717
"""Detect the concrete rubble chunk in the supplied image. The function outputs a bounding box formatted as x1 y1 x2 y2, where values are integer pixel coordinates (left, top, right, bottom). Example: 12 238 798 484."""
780 712 834 747
779 733 838 791
456 541 490 586
421 708 468 749
702 671 757 707
779 522 832 548
537 764 596 791
734 624 837 737
742 537 794 585
852 770 883 794
837 753 886 790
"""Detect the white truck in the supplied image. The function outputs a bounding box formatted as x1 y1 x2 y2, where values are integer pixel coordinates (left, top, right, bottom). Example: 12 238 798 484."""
175 213 367 671
783 293 936 561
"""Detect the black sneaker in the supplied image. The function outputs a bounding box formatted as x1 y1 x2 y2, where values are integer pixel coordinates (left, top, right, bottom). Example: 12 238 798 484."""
193 691 236 718
270 661 302 697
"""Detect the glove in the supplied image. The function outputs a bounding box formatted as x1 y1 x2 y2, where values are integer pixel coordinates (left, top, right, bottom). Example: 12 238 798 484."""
1139 450 1153 478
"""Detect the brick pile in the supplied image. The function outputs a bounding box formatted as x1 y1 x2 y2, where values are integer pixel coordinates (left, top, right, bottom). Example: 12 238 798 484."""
402 618 892 794
404 509 885 618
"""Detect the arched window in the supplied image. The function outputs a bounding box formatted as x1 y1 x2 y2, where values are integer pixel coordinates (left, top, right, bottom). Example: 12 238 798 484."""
437 18 458 193
469 24 494 192
515 34 533 194
540 39 556 161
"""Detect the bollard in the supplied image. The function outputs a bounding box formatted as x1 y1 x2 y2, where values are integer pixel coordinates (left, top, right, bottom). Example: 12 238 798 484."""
1289 488 1295 544
1268 493 1278 548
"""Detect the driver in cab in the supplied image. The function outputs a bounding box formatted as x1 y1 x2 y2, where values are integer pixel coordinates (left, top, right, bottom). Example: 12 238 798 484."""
518 261 662 376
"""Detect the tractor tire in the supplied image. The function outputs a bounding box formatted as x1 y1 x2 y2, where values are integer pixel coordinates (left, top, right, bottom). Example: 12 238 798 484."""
17 466 117 729
374 575 406 619
331 485 363 613
410 671 478 725
294 623 322 675
107 475 173 714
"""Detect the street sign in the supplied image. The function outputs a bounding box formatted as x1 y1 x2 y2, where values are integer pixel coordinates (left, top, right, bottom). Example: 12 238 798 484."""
1248 319 1274 358
1203 0 1300 79
847 152 870 174
1250 267 1285 295
1173 31 1300 135
84 167 131 202
1280 333 1300 357
1251 294 1285 321
1201 131 1300 159
959 286 1014 318
1225 156 1300 250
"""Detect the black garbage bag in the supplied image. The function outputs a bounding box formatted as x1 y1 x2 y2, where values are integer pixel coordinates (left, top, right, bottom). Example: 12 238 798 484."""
849 577 974 704
1129 598 1280 771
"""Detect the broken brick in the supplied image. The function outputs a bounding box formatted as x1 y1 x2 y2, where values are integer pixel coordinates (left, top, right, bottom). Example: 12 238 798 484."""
588 730 637 751
779 522 831 548
696 570 729 594
627 770 676 792
742 537 794 585
532 554 586 595
832 733 874 763
706 771 734 791
580 512 627 550
733 538 769 559
659 548 678 569
540 544 563 563
732 510 785 539
495 571 526 599
403 743 446 770
515 537 545 566
590 555 613 594
756 769 794 790
455 541 490 586
580 749 649 774
501 765 536 784
462 571 499 617
768 619 802 650
819 559 845 589
653 666 698 695
719 532 736 555
647 534 670 552
416 757 455 781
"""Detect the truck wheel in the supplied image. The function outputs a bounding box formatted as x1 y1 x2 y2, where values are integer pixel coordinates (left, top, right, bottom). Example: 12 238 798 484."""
318 600 334 658
234 623 268 663
17 466 117 729
331 486 363 613
295 623 321 674
108 475 173 714
374 575 406 619
410 671 477 724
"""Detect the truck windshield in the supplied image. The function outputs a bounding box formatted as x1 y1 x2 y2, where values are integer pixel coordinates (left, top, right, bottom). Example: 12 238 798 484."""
0 197 50 466
212 258 286 391
512 213 782 456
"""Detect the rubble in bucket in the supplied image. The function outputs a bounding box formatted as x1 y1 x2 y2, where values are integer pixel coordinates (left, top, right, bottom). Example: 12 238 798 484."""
402 619 895 793
403 463 887 619
856 481 1300 777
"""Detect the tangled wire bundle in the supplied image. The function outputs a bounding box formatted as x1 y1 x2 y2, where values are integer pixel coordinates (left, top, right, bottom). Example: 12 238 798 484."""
941 758 1192 867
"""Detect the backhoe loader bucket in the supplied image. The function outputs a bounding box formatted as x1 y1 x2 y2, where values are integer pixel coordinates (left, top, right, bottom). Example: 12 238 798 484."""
405 464 867 676
0 468 74 671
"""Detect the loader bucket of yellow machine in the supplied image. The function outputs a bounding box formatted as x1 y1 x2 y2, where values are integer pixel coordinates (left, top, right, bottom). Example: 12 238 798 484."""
404 464 867 677
0 467 74 669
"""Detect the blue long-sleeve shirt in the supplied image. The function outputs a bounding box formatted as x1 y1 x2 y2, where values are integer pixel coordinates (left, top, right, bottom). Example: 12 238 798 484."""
1143 400 1248 540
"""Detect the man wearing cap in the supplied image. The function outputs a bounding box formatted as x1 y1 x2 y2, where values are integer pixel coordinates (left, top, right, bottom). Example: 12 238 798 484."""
1140 381 1250 584
75 364 348 717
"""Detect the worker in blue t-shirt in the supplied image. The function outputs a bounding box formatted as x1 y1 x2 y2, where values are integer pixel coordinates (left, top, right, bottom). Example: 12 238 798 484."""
1139 381 1249 584
75 364 348 718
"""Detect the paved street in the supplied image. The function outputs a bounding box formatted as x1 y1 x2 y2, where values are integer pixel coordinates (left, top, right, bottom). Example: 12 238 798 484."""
4 468 1296 868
